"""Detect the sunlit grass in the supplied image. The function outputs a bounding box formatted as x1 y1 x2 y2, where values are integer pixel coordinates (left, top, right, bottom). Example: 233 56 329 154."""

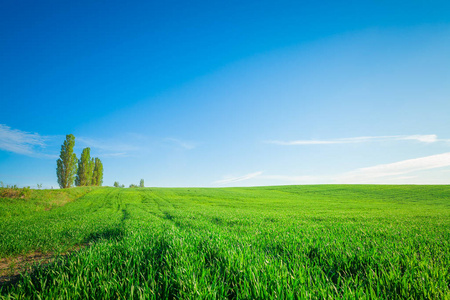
1 185 449 299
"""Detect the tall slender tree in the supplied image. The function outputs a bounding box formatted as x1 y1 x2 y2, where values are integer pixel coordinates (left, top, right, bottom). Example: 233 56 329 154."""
92 158 103 186
92 158 98 186
56 134 78 189
76 148 94 186
86 157 95 185
98 159 103 186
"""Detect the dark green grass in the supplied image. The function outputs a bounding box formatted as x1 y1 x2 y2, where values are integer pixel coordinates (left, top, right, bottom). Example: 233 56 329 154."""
1 185 449 299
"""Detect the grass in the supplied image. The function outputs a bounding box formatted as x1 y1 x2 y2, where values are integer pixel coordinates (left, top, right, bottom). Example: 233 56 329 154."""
0 185 449 299
0 186 96 219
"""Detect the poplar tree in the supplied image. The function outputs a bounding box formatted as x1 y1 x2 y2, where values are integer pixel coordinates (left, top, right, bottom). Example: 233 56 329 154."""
92 158 104 186
86 157 95 185
97 159 104 186
56 134 78 189
92 159 98 186
76 148 94 186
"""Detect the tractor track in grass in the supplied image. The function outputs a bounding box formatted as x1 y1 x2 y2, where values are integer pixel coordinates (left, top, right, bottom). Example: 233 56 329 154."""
2 186 449 298
147 191 178 222
0 189 123 288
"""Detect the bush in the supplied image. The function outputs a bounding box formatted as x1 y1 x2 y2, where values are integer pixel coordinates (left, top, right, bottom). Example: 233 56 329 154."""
0 185 31 199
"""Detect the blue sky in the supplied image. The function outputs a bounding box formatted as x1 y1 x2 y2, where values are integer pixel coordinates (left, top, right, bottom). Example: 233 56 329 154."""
1 1 450 188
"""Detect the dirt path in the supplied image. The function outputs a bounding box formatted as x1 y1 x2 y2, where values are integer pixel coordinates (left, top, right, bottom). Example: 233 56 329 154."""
0 245 86 286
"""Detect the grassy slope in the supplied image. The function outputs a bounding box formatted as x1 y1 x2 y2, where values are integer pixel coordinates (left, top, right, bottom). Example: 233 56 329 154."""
0 186 97 219
0 187 100 256
0 185 449 299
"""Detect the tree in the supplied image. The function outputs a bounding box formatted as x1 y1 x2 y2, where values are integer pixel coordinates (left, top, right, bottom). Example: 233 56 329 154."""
140 179 144 188
92 158 103 186
114 181 120 187
75 148 94 186
56 134 78 189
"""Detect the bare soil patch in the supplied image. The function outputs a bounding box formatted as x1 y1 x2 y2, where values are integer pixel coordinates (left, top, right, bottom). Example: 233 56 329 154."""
0 245 86 286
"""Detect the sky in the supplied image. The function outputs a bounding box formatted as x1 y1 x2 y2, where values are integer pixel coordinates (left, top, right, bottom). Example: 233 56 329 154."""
1 0 450 188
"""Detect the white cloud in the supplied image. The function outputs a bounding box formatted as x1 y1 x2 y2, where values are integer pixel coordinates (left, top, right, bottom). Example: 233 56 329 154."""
213 171 263 185
77 137 140 154
266 134 440 145
77 135 196 158
335 152 450 183
0 124 55 158
165 138 196 150
213 153 450 186
401 135 438 143
101 152 128 158
259 174 320 183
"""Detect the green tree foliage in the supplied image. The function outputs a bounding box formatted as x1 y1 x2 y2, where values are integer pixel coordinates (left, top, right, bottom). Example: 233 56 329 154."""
92 159 98 186
113 181 120 187
75 148 94 187
140 179 144 188
92 158 104 186
56 134 78 189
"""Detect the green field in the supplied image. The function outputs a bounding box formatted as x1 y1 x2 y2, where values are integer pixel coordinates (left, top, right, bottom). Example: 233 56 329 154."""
0 185 449 299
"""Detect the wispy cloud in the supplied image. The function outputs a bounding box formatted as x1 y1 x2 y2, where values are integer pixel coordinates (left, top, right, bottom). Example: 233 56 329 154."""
77 135 197 158
335 152 450 183
0 124 56 158
213 171 263 185
213 172 323 186
260 174 320 183
77 137 140 157
101 152 128 158
165 138 196 150
213 152 450 186
275 153 450 184
266 134 442 145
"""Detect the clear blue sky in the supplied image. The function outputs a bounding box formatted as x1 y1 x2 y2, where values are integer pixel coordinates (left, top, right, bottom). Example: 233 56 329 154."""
1 1 450 188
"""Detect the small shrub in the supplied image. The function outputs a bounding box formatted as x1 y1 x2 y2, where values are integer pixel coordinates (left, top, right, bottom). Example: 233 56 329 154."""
0 185 31 199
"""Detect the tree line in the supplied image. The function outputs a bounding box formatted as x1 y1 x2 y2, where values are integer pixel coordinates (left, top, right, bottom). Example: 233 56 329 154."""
56 134 103 189
114 179 144 188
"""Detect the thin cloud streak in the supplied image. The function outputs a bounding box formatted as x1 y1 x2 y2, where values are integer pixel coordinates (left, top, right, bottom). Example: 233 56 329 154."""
260 174 319 183
0 124 56 158
270 153 450 184
165 138 196 150
335 152 450 183
213 171 263 185
214 152 450 186
77 137 140 154
213 172 319 186
101 152 128 158
267 134 441 145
